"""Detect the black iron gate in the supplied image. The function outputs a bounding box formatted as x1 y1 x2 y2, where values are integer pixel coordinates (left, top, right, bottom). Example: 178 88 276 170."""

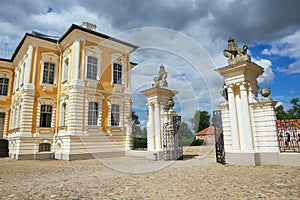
163 116 183 160
213 110 226 164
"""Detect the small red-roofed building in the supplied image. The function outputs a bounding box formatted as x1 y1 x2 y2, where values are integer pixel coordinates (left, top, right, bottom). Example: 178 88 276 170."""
195 126 215 145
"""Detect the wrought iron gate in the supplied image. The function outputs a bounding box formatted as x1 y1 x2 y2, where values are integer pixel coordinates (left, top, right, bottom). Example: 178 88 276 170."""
213 110 226 164
163 116 183 160
277 119 300 153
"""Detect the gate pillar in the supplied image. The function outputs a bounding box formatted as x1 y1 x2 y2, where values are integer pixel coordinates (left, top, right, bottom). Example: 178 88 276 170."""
141 65 178 160
216 37 280 166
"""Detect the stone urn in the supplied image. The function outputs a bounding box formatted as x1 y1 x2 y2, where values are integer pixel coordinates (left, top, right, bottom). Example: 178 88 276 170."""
164 98 175 111
260 87 271 97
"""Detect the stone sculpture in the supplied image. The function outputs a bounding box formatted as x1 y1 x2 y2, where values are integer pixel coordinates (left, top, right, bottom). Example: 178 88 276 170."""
152 64 168 88
223 36 251 64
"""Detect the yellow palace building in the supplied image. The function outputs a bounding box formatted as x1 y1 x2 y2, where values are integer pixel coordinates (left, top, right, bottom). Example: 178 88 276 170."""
0 22 138 160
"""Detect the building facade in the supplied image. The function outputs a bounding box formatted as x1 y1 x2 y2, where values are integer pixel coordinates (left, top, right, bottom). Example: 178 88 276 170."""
0 23 138 160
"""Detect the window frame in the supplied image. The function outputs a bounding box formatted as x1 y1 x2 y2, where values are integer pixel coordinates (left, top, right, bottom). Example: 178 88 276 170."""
84 46 102 81
111 53 125 86
42 62 55 84
0 78 9 96
39 105 53 128
88 102 99 126
39 143 51 152
111 104 120 126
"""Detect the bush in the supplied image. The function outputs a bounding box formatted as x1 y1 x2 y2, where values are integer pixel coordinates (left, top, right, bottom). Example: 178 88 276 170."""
133 137 147 148
190 138 204 146
181 136 194 146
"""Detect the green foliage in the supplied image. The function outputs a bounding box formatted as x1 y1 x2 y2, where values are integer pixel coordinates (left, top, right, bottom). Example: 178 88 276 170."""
178 122 193 138
132 123 142 137
276 98 300 119
131 111 140 124
190 110 210 133
133 137 147 148
190 138 205 146
182 137 194 146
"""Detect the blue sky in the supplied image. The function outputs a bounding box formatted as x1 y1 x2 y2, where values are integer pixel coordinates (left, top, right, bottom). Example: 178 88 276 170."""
0 0 300 128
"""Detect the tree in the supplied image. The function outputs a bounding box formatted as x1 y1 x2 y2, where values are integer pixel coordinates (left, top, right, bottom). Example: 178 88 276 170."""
132 111 142 137
131 111 140 125
275 98 300 119
190 110 210 133
142 127 147 138
178 122 193 138
275 105 286 120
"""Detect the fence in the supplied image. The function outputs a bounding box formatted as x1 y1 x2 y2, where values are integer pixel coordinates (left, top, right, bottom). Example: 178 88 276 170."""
277 119 300 153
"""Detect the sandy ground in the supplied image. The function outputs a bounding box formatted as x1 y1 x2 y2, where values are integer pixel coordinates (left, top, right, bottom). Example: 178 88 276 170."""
0 146 299 199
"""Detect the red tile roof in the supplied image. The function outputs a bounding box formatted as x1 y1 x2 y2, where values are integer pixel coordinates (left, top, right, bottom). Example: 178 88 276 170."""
195 126 215 136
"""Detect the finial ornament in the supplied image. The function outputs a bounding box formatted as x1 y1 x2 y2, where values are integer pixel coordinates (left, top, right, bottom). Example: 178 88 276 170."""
223 37 251 65
152 64 168 88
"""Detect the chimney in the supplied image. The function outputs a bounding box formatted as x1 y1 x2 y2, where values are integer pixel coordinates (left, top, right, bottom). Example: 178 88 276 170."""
81 22 97 31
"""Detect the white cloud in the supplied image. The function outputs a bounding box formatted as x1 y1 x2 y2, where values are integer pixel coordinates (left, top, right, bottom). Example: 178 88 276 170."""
262 30 300 74
255 58 274 86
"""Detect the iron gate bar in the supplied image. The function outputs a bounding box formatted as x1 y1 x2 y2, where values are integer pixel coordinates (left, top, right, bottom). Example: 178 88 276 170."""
213 110 226 164
277 119 300 153
163 116 183 160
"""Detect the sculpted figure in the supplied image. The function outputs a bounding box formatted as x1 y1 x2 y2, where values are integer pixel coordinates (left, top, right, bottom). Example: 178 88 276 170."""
223 37 250 64
153 64 168 88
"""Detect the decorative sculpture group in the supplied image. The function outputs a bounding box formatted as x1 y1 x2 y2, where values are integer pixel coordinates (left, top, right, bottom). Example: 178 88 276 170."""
223 36 251 64
152 64 168 88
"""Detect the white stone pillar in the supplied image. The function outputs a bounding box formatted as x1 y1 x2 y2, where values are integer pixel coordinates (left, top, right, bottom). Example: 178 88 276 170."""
125 121 133 150
227 86 240 150
240 83 254 150
24 45 33 84
154 102 161 150
235 87 245 150
73 40 80 81
147 103 155 151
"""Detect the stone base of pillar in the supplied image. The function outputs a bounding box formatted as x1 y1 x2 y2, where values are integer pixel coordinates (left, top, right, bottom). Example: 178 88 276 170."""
226 152 300 166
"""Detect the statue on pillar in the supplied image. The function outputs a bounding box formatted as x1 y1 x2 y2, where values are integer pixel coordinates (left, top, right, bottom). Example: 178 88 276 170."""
152 64 168 88
223 36 251 65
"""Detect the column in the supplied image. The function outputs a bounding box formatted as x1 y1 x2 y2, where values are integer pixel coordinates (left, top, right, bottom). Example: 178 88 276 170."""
73 40 80 81
154 102 161 150
147 103 154 151
235 86 245 150
125 121 133 150
240 83 254 150
24 45 33 84
227 85 240 150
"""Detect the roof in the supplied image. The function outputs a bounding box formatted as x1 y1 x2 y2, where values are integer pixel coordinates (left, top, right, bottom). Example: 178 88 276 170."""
59 24 138 49
195 126 215 136
5 23 139 62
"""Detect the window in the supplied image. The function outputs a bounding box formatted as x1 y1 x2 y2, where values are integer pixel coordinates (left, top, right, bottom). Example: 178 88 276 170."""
61 103 66 126
88 102 98 125
40 105 52 127
42 62 55 84
111 104 120 126
87 56 98 80
62 58 69 82
0 78 9 96
113 63 122 84
39 143 51 152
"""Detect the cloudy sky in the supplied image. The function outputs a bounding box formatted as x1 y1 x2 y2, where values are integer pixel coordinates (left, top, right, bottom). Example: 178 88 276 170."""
1 0 300 128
